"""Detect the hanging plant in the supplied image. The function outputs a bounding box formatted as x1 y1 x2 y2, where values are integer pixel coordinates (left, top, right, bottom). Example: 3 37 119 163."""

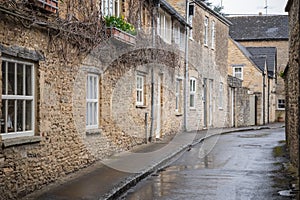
104 15 137 35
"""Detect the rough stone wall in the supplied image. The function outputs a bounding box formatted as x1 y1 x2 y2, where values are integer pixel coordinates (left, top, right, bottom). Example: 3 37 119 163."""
166 0 230 129
167 0 186 16
0 0 188 198
285 0 300 167
227 76 253 127
235 87 251 127
0 13 94 200
100 48 184 145
186 4 229 129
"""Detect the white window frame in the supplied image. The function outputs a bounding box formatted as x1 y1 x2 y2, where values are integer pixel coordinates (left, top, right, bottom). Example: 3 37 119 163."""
277 99 285 110
136 75 144 106
174 24 180 45
174 25 185 51
233 67 243 80
189 78 196 108
102 0 120 16
189 15 193 39
219 82 223 109
158 10 172 44
1 58 35 139
204 16 209 46
86 74 99 129
211 20 215 49
175 79 182 112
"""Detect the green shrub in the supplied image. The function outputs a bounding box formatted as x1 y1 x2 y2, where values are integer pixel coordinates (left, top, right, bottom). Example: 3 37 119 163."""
104 16 136 35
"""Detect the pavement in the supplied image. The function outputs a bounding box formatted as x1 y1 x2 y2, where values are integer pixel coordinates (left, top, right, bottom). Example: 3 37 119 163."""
23 123 285 200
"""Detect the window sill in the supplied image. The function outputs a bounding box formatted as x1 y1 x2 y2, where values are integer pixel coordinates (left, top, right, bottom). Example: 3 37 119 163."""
219 107 223 110
175 113 183 116
86 129 102 136
204 44 208 48
1 136 42 148
136 105 147 109
276 108 285 111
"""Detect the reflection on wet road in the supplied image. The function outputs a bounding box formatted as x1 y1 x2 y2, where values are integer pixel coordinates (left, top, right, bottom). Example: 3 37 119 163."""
120 128 292 200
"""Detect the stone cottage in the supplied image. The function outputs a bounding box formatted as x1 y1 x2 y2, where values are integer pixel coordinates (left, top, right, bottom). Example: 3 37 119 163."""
228 15 289 122
167 0 231 129
284 0 300 168
0 0 192 199
228 38 277 125
0 0 236 198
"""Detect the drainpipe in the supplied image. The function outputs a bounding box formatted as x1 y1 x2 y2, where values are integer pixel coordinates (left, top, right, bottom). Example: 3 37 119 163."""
268 77 270 124
183 0 189 131
149 1 159 142
262 72 266 125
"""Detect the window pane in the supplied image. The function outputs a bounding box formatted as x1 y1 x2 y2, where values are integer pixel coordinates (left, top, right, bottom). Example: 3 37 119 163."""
7 100 15 132
89 103 92 125
7 62 15 95
93 77 97 99
193 80 196 91
137 91 140 103
93 103 97 125
17 64 24 95
26 65 32 96
1 100 6 133
17 100 24 131
2 61 6 95
190 94 194 107
86 103 89 126
25 100 32 131
88 76 92 99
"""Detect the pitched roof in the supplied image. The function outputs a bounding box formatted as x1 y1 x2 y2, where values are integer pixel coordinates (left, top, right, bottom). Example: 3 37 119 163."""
246 47 277 77
231 40 277 77
228 15 289 41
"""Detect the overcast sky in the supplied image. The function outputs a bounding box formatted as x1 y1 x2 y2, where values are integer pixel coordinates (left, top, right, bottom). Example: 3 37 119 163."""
210 0 288 15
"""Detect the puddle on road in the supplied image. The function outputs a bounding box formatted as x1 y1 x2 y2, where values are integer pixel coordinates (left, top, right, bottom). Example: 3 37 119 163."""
239 144 262 149
278 189 296 197
238 132 270 138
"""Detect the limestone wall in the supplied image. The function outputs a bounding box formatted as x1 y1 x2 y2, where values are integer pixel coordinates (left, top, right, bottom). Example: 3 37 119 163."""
285 0 300 167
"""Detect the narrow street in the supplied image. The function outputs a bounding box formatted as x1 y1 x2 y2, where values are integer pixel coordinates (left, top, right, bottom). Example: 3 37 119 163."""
120 127 293 200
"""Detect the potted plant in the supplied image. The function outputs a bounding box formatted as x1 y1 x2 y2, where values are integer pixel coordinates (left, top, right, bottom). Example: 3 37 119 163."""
104 16 136 44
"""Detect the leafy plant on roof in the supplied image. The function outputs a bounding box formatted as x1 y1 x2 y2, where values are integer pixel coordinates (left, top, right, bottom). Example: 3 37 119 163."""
104 15 137 35
202 0 224 15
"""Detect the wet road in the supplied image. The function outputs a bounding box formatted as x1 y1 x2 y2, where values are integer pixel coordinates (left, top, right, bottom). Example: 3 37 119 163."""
120 127 292 200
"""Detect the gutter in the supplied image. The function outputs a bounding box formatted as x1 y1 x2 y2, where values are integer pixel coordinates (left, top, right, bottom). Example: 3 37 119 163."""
160 0 192 28
194 0 232 26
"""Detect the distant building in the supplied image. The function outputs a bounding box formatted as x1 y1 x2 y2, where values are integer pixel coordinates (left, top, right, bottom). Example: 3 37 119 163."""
228 15 289 123
228 38 277 125
168 0 232 129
